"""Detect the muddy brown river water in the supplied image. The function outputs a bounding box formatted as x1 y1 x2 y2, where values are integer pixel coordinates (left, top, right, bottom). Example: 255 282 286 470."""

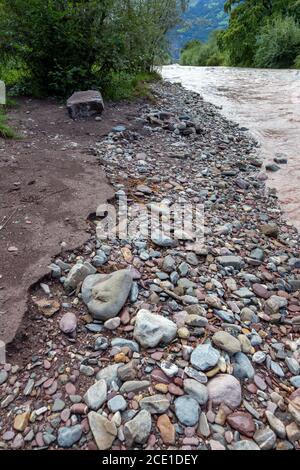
162 65 300 232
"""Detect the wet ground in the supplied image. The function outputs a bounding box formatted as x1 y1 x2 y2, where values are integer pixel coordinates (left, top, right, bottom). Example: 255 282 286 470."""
162 65 300 231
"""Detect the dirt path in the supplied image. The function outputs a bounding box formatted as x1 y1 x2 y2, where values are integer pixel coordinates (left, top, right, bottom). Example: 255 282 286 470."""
0 97 143 344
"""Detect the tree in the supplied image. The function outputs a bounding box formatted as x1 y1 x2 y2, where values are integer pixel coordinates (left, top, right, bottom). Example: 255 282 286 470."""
0 0 188 96
220 0 300 67
254 15 300 68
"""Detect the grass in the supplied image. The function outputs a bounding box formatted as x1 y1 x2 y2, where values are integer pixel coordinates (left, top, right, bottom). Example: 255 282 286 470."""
0 110 16 139
103 71 161 101
0 99 18 139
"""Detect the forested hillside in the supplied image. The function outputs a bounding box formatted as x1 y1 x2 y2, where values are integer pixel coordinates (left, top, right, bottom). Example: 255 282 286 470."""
170 0 228 58
179 0 300 69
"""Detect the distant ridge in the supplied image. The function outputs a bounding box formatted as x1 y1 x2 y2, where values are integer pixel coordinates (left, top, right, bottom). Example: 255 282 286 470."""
169 0 228 59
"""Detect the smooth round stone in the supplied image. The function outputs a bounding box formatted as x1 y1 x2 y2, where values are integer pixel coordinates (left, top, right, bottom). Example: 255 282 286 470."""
252 351 266 364
52 399 66 412
178 327 190 339
190 343 220 372
285 358 300 375
254 375 267 391
140 395 170 414
290 376 300 388
212 331 241 355
86 324 103 333
57 425 82 448
183 379 208 405
107 395 127 413
174 396 200 426
254 427 277 450
80 364 94 377
207 374 242 409
2 431 15 441
104 317 121 330
233 352 255 380
59 312 77 334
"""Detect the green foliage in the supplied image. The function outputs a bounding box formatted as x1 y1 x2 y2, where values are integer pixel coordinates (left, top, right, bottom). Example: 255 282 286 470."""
180 31 225 66
0 107 16 139
220 0 300 68
294 54 300 68
254 15 300 68
104 71 161 101
0 0 187 98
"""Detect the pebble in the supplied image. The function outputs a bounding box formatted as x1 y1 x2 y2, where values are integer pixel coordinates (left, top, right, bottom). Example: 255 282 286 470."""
57 425 82 448
265 411 286 439
183 379 208 405
84 380 107 411
254 427 277 450
124 410 152 447
107 395 127 413
207 374 242 409
88 411 117 450
174 396 200 426
226 412 255 437
157 414 175 445
140 395 170 414
190 343 220 372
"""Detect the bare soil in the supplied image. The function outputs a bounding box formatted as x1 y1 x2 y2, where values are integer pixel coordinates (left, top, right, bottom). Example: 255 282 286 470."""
0 96 144 345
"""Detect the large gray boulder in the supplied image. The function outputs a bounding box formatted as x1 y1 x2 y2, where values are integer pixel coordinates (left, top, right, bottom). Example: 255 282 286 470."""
67 90 104 119
81 269 133 321
133 309 177 348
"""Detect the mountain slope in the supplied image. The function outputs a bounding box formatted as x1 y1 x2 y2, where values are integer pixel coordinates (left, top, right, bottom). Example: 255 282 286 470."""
170 0 228 59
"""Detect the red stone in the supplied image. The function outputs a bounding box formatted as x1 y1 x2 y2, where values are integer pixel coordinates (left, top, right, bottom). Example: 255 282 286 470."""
65 383 76 395
61 408 71 422
151 369 171 384
252 283 271 299
227 412 255 437
168 383 184 396
254 374 267 391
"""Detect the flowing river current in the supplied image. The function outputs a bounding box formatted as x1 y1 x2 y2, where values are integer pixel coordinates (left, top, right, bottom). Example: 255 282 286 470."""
161 65 300 232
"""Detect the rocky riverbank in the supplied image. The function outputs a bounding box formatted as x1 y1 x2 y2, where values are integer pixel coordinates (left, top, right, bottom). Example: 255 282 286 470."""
0 81 300 451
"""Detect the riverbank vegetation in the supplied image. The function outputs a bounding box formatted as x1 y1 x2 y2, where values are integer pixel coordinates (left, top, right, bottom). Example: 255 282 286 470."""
0 99 17 139
180 0 300 69
180 32 225 66
0 0 187 100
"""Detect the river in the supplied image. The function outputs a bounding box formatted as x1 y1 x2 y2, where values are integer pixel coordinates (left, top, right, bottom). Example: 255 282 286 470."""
161 65 300 232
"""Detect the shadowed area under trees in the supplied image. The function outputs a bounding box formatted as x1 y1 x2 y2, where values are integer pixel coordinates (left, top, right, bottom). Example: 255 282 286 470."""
0 0 188 98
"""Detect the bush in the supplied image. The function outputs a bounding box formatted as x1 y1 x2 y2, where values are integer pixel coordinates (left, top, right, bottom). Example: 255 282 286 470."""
0 106 16 139
254 16 300 68
180 32 225 66
103 71 161 101
0 0 186 98
294 54 300 68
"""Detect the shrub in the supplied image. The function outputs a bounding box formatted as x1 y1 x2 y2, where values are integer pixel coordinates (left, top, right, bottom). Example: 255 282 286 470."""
294 54 300 68
0 107 16 139
254 15 300 68
180 31 225 66
0 0 186 97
